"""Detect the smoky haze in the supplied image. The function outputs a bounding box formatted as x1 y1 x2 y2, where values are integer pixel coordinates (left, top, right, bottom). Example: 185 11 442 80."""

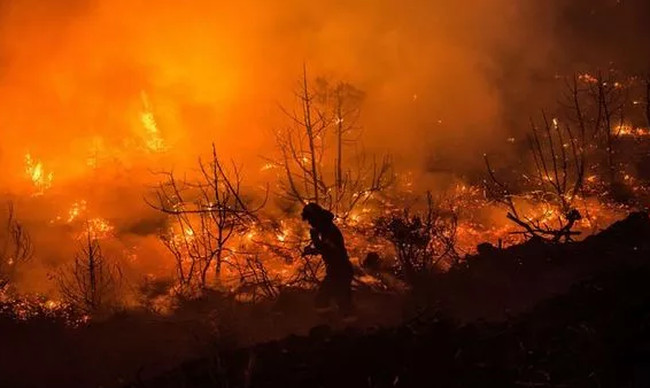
0 0 556 181
1 0 648 179
0 0 647 294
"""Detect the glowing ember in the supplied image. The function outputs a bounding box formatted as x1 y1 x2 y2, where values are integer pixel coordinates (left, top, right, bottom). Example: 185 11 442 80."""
578 73 599 84
140 91 167 153
66 217 116 241
0 294 89 327
84 218 115 240
276 227 289 242
24 153 53 195
613 124 650 138
67 200 88 223
44 300 60 310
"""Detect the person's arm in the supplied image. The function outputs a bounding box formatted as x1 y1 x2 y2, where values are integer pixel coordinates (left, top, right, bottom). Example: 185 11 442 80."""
310 228 325 250
302 229 322 256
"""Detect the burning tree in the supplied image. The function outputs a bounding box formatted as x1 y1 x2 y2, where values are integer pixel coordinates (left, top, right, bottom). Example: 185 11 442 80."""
0 202 33 292
57 229 121 313
375 192 459 285
485 113 585 243
148 144 265 295
272 67 393 217
561 71 630 188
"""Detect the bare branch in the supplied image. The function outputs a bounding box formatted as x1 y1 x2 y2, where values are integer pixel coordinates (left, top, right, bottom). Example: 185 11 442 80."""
147 144 264 295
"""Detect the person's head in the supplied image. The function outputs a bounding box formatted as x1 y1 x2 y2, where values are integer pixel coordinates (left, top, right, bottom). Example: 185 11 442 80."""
301 203 334 230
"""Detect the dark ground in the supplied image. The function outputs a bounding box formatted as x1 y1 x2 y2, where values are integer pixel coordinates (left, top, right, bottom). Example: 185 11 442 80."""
139 264 650 388
2 213 650 388
133 212 650 388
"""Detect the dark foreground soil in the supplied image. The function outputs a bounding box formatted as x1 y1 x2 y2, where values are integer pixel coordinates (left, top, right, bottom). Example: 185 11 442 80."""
133 213 650 388
2 213 650 388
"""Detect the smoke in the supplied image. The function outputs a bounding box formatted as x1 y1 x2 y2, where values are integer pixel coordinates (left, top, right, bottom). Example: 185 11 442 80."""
0 0 646 294
0 0 552 177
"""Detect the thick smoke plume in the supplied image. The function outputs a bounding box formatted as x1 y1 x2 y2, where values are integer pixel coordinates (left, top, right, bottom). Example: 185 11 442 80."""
0 0 553 178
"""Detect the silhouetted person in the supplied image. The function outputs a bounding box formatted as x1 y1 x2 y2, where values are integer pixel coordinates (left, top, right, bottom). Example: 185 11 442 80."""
301 203 354 316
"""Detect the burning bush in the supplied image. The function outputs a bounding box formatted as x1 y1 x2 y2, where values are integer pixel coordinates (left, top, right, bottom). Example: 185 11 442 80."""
229 215 326 301
0 293 87 327
374 192 459 285
485 113 585 243
562 71 650 202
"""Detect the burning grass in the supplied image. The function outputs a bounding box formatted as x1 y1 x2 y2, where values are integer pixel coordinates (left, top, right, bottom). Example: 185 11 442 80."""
0 152 640 322
0 289 89 327
1 70 649 324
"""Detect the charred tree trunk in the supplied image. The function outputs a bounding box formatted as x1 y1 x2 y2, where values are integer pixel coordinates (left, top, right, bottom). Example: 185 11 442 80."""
335 88 344 213
597 78 617 185
58 231 121 313
302 66 320 204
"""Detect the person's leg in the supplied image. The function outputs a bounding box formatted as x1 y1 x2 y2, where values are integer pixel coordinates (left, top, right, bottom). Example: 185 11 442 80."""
334 275 354 316
315 274 334 310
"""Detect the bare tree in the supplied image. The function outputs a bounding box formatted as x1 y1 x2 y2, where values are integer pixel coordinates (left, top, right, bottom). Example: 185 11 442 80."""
0 202 33 291
562 71 628 185
592 72 627 184
58 230 121 313
375 192 459 285
273 67 393 217
274 65 329 205
327 80 376 214
148 144 265 295
485 113 585 243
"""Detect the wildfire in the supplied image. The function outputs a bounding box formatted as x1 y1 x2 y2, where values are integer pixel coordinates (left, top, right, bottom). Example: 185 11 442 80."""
67 200 88 223
1 289 88 327
347 207 372 226
83 218 115 240
276 223 289 242
578 73 599 84
44 300 61 310
24 153 53 195
49 201 115 240
4 78 647 324
140 91 167 153
166 225 197 247
613 124 650 138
